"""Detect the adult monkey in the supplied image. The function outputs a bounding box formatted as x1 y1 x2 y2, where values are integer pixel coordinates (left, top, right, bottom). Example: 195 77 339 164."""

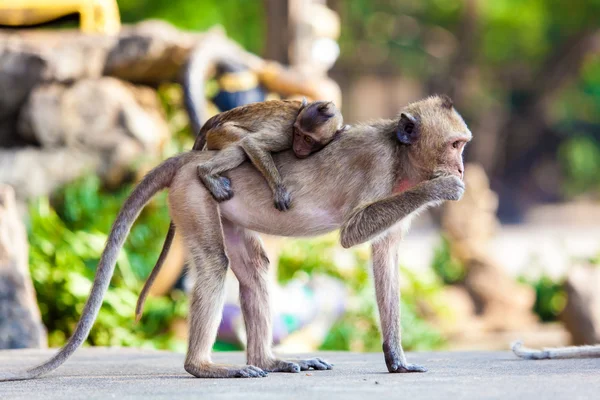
0 95 471 381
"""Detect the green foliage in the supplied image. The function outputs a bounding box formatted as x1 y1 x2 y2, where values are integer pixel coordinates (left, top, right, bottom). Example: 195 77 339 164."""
431 236 466 284
117 0 265 54
558 136 600 197
519 274 566 322
28 177 188 351
277 235 445 351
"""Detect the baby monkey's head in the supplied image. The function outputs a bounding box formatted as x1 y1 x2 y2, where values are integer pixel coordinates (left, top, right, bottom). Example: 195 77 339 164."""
293 100 347 158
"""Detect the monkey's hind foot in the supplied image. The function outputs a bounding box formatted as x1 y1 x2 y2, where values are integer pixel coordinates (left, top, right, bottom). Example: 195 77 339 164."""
257 359 301 373
294 358 333 371
199 174 234 202
383 343 428 373
184 362 267 378
388 363 428 373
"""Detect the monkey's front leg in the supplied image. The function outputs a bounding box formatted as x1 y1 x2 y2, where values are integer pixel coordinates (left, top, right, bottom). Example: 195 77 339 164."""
372 231 427 373
340 175 464 248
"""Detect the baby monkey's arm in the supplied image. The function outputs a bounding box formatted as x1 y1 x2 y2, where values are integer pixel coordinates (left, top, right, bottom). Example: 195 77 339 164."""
239 135 291 211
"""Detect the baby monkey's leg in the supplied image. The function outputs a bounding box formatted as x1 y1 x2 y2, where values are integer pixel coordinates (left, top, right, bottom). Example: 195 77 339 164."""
197 145 246 202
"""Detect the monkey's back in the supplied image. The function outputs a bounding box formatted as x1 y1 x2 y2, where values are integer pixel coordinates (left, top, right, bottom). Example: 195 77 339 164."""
202 100 302 149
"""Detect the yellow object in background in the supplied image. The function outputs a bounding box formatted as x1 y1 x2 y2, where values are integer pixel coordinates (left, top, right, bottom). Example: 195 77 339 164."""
0 0 121 34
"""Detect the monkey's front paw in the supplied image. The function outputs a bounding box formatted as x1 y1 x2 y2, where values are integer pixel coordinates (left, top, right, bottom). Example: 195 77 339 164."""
383 342 427 373
388 363 428 373
274 185 292 211
435 175 465 201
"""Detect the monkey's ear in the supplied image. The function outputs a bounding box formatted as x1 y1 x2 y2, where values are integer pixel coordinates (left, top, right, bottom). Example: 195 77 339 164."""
318 101 332 111
336 124 350 135
317 101 335 117
438 94 453 109
299 97 308 112
397 112 418 145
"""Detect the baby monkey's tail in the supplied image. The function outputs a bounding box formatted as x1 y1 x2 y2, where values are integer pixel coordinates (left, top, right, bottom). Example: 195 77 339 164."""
135 222 176 322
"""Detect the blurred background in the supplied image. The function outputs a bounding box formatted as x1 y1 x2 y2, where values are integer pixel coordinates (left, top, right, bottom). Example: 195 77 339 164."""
0 0 599 354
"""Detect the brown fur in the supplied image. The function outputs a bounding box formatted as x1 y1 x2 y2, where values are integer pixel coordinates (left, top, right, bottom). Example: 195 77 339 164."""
197 99 345 207
0 95 471 381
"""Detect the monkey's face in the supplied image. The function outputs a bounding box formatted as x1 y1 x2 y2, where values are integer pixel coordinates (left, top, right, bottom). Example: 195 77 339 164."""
293 101 345 158
397 95 472 181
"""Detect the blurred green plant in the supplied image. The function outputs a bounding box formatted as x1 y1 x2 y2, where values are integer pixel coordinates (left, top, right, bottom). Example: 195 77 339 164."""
28 176 188 352
118 0 264 54
431 236 466 285
277 235 446 352
519 274 566 322
558 136 600 197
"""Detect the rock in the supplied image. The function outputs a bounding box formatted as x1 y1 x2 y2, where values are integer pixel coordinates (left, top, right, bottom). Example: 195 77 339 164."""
0 184 47 348
0 30 113 83
104 20 198 84
441 163 538 332
0 148 101 202
561 263 600 345
16 77 170 190
0 44 46 121
464 258 537 330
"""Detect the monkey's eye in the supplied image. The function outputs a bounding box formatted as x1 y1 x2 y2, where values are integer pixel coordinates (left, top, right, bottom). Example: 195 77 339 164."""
452 140 460 149
304 135 313 144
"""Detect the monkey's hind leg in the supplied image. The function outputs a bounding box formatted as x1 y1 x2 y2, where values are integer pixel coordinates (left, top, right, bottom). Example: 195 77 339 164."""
169 177 266 378
223 221 333 373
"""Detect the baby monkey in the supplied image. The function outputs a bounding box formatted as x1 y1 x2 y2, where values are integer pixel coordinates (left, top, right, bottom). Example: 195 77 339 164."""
197 99 346 211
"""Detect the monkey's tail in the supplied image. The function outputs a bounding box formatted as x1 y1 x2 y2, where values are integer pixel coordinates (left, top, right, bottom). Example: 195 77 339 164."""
0 155 182 382
511 340 600 360
134 221 176 323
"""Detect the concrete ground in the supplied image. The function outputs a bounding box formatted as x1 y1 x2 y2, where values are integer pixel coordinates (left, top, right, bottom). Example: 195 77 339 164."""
0 348 599 400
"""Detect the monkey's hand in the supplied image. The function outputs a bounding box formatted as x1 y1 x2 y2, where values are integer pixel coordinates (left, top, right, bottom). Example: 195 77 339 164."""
274 184 292 211
431 174 465 202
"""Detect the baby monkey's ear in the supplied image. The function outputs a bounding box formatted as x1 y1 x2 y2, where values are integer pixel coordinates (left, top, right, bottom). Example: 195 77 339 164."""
317 101 335 117
298 97 308 112
337 124 350 134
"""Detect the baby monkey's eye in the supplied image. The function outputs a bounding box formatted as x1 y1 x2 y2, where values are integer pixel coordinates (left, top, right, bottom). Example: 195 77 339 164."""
452 140 460 149
304 135 313 144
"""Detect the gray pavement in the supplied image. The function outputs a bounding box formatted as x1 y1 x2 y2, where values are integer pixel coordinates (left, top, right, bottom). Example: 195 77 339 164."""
0 348 599 400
